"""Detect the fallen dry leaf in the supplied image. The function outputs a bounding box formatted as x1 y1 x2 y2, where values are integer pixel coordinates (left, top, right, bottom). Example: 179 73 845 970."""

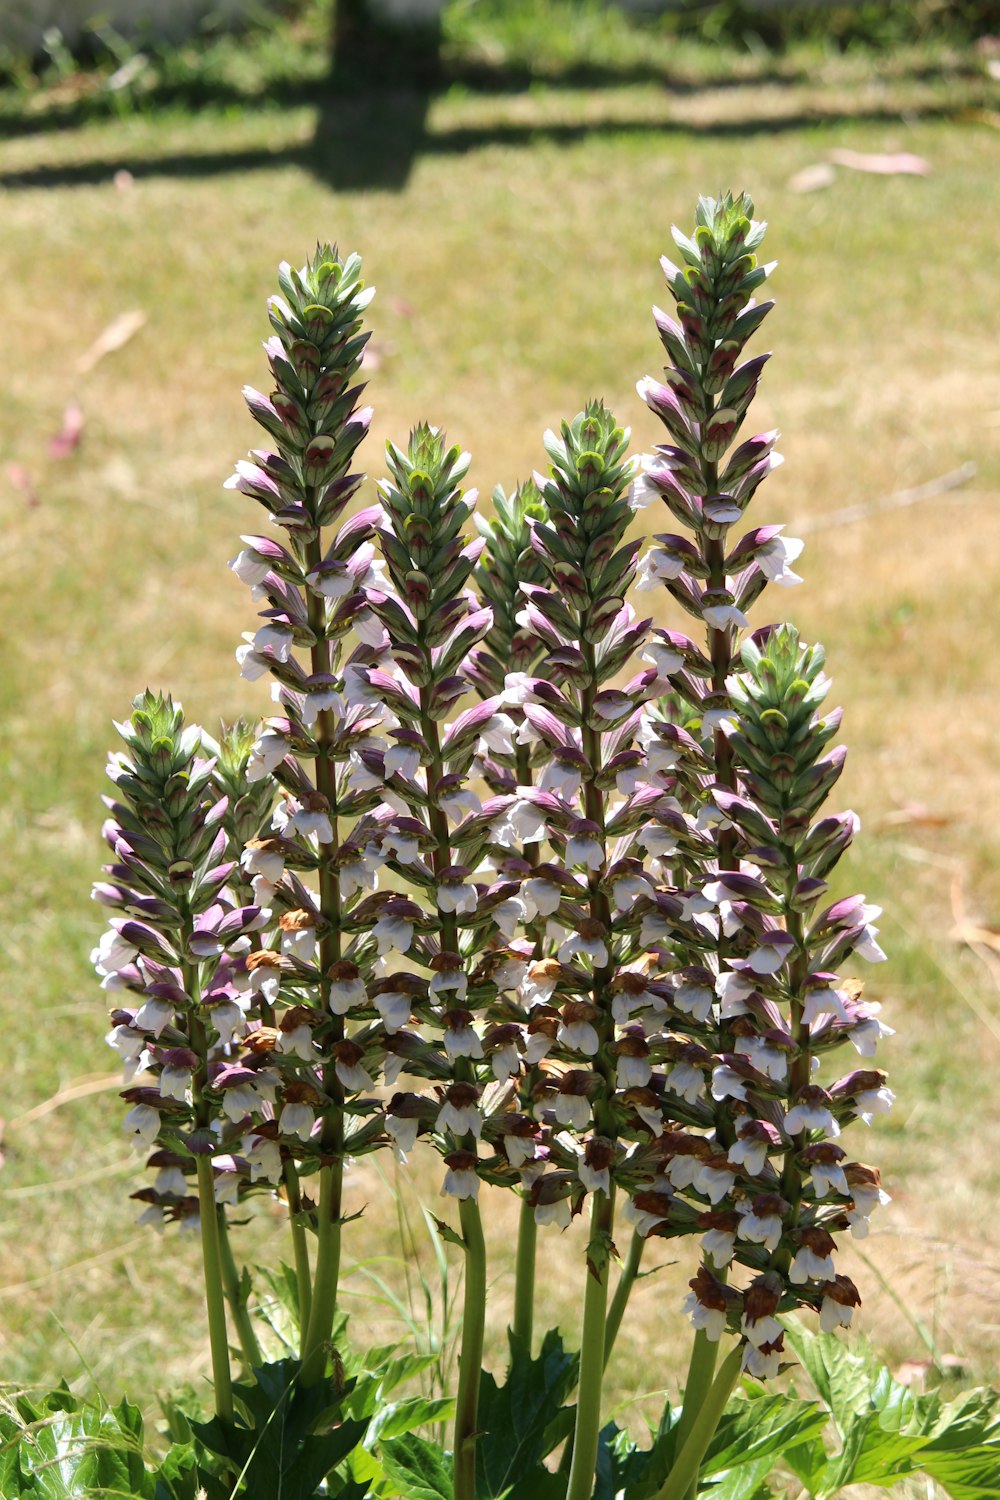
48 400 84 460
76 309 147 373
878 801 953 829
6 462 39 507
828 148 930 176
788 162 836 193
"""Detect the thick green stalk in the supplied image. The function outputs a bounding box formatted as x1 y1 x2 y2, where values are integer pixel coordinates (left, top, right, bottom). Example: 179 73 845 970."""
653 1342 742 1500
565 1185 617 1500
673 1328 720 1500
454 1194 488 1500
300 1161 343 1385
603 1227 644 1365
512 1197 538 1350
195 1154 235 1421
300 536 346 1387
284 1160 313 1353
217 1209 264 1370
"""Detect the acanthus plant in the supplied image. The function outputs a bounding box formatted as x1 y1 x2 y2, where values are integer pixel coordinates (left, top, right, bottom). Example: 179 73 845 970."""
90 198 895 1500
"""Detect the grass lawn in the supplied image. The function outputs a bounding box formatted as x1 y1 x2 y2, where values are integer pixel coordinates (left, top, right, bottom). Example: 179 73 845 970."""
1 1 999 1429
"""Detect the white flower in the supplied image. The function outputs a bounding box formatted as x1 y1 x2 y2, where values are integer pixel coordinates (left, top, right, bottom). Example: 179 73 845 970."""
565 834 604 870
849 1005 895 1056
534 1197 572 1228
385 1113 420 1162
491 798 547 847
741 1312 783 1348
728 1136 768 1177
579 1159 610 1195
642 641 684 677
438 880 478 915
123 1103 160 1151
695 1164 738 1205
245 1136 282 1183
716 969 754 1016
809 1159 849 1197
429 967 468 1003
736 1036 788 1083
784 1100 840 1136
329 971 367 1015
252 622 294 660
373 914 414 955
682 1293 726 1341
277 1023 315 1060
558 931 609 968
229 546 270 587
288 805 335 844
91 926 139 977
854 1084 895 1124
301 688 344 728
820 1295 855 1333
666 1062 705 1105
241 842 285 883
374 990 412 1032
711 1065 748 1102
478 713 516 755
105 1024 148 1076
737 1207 784 1253
154 1165 189 1197
674 980 715 1023
741 1343 781 1379
757 532 804 587
789 1246 835 1285
616 1054 652 1090
554 1093 591 1131
437 1100 482 1137
540 762 582 799
246 732 288 783
440 1161 480 1200
281 925 318 963
702 600 750 632
278 1101 316 1140
612 874 648 911
385 743 420 781
557 1019 600 1055
134 996 175 1038
336 1058 376 1093
701 1227 736 1268
444 1024 484 1061
635 548 686 591
504 1133 536 1168
159 1064 193 1103
441 786 482 823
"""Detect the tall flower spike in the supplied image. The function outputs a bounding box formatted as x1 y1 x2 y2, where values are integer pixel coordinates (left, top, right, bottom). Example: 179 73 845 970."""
512 402 666 1500
363 424 507 1500
93 693 268 1411
226 247 394 1387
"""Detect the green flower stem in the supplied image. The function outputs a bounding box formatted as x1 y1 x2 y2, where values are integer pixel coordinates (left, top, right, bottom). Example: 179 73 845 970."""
300 537 346 1388
283 1160 313 1354
565 1185 617 1500
603 1227 644 1366
511 740 543 1353
300 1159 344 1386
653 1341 742 1500
217 1208 264 1370
195 1154 235 1422
512 1196 538 1350
673 1328 721 1500
454 1194 488 1500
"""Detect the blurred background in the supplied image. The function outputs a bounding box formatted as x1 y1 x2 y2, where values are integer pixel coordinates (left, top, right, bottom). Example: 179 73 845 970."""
1 0 999 1435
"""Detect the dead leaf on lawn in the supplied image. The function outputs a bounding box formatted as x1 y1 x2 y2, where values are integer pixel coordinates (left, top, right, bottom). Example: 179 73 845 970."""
76 309 147 373
788 162 836 193
828 148 931 176
6 463 39 507
48 400 84 460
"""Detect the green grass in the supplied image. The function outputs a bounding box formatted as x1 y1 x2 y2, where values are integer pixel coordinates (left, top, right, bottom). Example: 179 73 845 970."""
1 1 999 1428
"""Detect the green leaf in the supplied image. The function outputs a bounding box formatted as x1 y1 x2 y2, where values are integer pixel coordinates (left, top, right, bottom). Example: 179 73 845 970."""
366 1397 455 1444
474 1328 579 1498
781 1321 875 1436
380 1433 453 1500
921 1443 1000 1500
702 1394 829 1477
191 1358 367 1498
701 1455 776 1500
782 1434 830 1494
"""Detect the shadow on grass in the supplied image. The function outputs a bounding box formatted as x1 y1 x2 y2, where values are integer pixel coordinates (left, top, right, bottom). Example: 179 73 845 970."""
0 26 985 194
